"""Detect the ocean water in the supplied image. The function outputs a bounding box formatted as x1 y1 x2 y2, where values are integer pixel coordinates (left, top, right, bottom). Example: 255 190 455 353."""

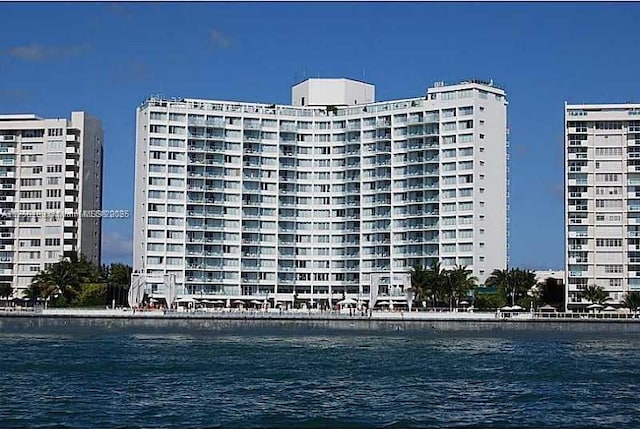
0 328 639 428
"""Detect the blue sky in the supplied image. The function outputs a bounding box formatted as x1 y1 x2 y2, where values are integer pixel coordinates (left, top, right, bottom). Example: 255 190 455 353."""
0 2 639 268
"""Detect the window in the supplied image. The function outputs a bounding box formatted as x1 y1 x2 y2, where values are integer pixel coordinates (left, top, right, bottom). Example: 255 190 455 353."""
595 238 622 247
604 265 623 274
150 112 167 120
596 174 621 183
442 109 456 118
596 147 622 157
442 122 456 132
459 106 473 116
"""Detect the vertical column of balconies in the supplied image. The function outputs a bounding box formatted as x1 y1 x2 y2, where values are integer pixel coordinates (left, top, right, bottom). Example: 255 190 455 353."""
566 120 591 302
452 105 476 270
63 131 81 256
0 133 16 285
240 116 277 297
391 110 440 281
625 120 640 292
360 115 391 295
337 119 362 296
328 121 358 301
185 113 241 295
277 119 299 296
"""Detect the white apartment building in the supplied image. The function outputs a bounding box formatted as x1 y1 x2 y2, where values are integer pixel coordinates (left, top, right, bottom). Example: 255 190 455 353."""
566 103 640 309
0 112 103 295
134 78 508 305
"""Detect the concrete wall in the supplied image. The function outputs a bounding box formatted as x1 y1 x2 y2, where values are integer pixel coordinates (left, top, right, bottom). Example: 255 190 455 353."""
2 314 640 333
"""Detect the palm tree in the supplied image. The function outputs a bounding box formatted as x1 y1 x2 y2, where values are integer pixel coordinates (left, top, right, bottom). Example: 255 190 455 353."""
425 261 447 308
485 268 512 305
22 282 41 306
622 291 640 311
443 265 478 311
485 268 537 306
581 284 610 305
410 264 430 303
0 283 12 307
510 268 537 305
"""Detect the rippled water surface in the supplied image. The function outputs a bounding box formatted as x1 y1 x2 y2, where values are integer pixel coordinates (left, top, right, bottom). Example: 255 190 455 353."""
1 329 639 428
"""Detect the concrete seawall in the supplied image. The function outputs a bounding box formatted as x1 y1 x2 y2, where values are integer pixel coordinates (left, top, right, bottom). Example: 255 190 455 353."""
2 312 640 334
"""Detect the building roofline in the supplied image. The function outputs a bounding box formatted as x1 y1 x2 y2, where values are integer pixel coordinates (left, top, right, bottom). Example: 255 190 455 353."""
0 114 43 121
291 77 375 87
566 103 640 109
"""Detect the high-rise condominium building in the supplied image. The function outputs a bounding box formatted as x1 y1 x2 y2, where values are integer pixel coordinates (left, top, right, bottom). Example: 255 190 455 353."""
565 103 640 309
0 112 103 295
134 78 508 305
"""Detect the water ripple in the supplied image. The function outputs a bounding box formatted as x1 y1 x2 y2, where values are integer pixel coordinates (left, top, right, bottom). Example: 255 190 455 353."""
0 331 639 428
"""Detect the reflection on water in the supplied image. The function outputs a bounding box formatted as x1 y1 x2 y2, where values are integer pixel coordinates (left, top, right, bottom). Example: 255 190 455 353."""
1 330 639 428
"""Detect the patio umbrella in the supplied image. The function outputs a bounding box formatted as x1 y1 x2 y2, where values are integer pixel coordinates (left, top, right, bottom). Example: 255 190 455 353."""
337 298 357 306
459 300 469 305
539 304 556 312
587 303 603 309
250 300 262 305
376 301 390 306
603 306 617 312
232 300 245 306
500 306 513 311
511 305 524 311
211 300 224 305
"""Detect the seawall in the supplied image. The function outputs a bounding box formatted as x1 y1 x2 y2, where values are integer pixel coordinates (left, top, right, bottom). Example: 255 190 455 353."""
2 311 640 334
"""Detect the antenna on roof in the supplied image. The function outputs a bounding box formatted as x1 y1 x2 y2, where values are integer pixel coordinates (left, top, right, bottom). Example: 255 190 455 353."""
362 67 366 80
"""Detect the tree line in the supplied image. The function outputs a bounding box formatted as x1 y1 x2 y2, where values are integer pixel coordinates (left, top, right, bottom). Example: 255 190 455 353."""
410 263 560 310
411 263 640 311
0 253 132 308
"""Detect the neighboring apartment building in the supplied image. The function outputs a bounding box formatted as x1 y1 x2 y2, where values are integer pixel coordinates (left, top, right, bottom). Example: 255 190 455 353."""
0 112 103 296
134 78 508 305
565 103 640 309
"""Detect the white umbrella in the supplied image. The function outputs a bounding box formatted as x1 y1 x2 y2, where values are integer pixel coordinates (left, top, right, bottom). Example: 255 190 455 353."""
500 306 513 311
587 303 603 309
511 305 524 311
603 306 617 312
211 300 224 305
250 300 262 305
377 301 390 306
232 300 245 305
459 300 470 305
337 298 357 306
177 297 196 303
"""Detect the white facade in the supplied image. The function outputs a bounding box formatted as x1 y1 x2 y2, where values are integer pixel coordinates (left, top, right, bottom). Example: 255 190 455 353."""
533 270 564 284
0 112 103 295
292 78 375 107
134 78 508 304
565 103 640 308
